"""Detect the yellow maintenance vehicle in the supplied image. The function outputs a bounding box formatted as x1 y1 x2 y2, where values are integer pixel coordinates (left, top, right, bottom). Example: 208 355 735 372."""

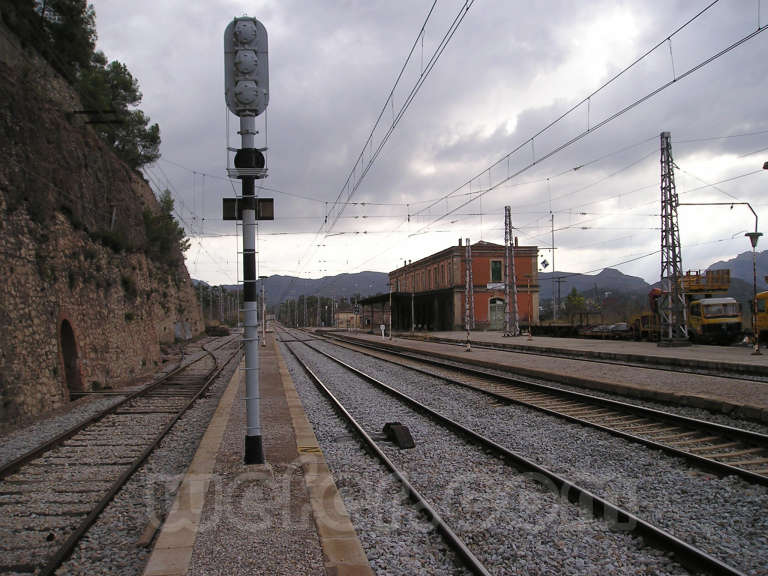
757 277 768 342
682 269 742 344
631 269 743 344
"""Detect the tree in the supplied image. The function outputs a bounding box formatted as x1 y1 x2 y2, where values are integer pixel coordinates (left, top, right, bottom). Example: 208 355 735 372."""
143 190 189 268
42 0 96 81
564 287 586 324
77 52 161 169
1 1 160 169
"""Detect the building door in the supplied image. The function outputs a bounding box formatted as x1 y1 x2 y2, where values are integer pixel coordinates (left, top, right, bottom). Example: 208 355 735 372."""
489 298 505 330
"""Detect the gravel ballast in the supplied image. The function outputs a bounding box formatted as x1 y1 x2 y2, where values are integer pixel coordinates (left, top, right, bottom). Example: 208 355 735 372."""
311 338 768 576
395 345 768 436
286 339 695 576
280 341 472 576
50 340 242 575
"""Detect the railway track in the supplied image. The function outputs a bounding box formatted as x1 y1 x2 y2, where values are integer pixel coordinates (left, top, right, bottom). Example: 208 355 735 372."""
321 331 768 486
0 336 241 576
277 326 746 576
400 333 768 383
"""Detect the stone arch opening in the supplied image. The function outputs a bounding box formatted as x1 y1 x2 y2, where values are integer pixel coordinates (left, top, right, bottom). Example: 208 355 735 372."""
60 320 82 399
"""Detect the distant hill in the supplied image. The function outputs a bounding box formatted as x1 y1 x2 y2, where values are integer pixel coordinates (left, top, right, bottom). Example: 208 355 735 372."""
195 249 768 310
203 271 389 309
538 268 650 300
707 249 768 291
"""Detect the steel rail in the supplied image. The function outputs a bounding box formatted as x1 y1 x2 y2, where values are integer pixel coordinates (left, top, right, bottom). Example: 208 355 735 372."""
281 338 492 576
319 333 768 486
324 333 768 444
0 336 240 575
0 336 236 481
397 333 768 381
293 335 746 576
37 338 242 575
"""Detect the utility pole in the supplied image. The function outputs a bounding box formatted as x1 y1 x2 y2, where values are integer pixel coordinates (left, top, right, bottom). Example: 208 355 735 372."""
410 265 415 334
658 131 689 346
388 281 393 339
199 283 204 324
551 212 557 322
467 239 475 329
224 16 271 464
465 237 472 351
259 276 267 346
316 295 321 327
503 206 519 336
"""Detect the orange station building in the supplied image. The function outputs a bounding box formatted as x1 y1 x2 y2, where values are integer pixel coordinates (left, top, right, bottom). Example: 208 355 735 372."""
361 239 539 331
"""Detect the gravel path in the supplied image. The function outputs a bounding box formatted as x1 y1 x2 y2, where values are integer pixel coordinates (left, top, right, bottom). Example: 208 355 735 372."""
312 339 768 576
52 341 241 575
288 340 692 576
281 341 472 576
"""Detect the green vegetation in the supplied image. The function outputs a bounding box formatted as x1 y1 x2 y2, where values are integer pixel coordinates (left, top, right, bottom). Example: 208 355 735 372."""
143 190 190 268
0 0 160 169
563 287 586 323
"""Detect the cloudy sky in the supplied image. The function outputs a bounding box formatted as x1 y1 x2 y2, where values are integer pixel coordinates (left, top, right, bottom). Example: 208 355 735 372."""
92 0 768 287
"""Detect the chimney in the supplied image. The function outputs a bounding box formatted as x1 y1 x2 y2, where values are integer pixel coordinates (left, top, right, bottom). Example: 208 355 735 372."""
514 236 518 247
458 238 463 246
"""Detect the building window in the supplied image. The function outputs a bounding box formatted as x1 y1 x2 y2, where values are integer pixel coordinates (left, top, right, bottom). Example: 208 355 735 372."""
441 264 445 286
491 260 502 282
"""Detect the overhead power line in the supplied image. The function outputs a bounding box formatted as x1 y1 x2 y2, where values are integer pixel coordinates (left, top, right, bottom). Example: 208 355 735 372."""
278 0 476 305
411 14 768 236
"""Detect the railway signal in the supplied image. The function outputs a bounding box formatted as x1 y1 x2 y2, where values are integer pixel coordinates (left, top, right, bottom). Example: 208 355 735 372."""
224 15 272 465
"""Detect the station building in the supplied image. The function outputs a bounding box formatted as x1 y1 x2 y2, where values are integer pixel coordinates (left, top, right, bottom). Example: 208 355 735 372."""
360 239 539 331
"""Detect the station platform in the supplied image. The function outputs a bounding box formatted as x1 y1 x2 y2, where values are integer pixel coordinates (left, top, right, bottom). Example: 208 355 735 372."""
334 330 768 423
142 334 372 576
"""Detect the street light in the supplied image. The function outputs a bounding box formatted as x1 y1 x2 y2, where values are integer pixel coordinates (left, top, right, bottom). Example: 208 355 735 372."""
746 232 762 355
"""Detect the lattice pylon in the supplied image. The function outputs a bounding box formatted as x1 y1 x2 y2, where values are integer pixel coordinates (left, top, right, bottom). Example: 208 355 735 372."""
658 131 689 346
504 206 520 336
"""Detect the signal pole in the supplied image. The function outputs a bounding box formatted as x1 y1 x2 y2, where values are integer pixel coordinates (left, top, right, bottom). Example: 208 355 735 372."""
224 16 271 464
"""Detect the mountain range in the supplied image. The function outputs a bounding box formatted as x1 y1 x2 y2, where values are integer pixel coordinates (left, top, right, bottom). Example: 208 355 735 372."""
539 249 767 301
194 249 768 307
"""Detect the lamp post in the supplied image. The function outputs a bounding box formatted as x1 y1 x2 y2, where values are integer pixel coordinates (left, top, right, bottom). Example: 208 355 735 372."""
746 232 762 355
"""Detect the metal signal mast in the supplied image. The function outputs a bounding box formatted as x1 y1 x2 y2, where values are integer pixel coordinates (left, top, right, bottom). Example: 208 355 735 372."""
658 131 689 346
503 206 520 336
224 16 272 464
